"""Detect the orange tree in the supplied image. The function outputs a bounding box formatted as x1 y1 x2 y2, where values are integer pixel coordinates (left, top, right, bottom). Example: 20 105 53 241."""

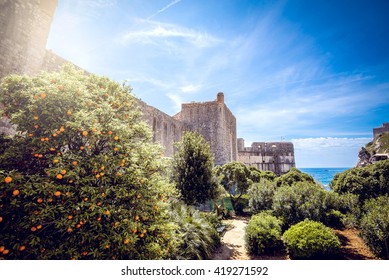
0 66 177 259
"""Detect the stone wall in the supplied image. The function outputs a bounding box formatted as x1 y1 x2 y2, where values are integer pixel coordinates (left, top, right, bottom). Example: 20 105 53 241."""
0 0 58 78
174 92 237 165
373 123 389 139
237 138 295 175
137 99 186 157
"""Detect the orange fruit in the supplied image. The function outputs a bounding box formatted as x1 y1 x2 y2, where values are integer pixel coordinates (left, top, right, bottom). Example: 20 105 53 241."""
132 228 137 233
0 246 4 252
57 152 61 156
56 174 63 180
99 172 104 176
114 136 119 141
108 131 113 135
135 215 139 221
105 210 110 215
31 226 37 232
60 169 66 175
41 93 47 99
139 233 144 238
82 251 88 256
59 126 65 132
12 189 20 196
33 115 38 120
0 216 3 222
37 225 42 230
68 215 73 220
80 146 85 150
2 249 9 255
52 133 58 137
37 198 43 203
54 191 61 197
72 161 77 166
84 197 88 201
49 148 55 152
48 198 53 202
67 227 73 233
101 193 105 197
100 166 105 170
82 131 88 137
114 147 118 151
95 174 100 179
97 217 101 221
38 154 43 158
53 159 59 163
67 110 72 116
4 176 12 183
123 239 129 244
34 124 39 129
28 133 33 137
76 224 81 229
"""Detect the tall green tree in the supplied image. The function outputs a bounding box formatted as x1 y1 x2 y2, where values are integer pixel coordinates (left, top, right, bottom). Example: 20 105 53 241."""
172 131 218 206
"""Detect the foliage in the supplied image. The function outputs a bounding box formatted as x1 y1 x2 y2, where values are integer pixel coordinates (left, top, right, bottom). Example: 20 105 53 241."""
248 166 276 183
282 220 341 259
275 167 316 188
0 66 177 259
330 160 389 202
214 161 252 214
360 195 389 259
232 194 249 215
167 203 220 260
247 179 277 214
272 182 336 229
245 212 283 255
171 131 218 206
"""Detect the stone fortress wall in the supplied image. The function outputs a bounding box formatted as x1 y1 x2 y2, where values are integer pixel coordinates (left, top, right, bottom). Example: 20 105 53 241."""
237 138 295 175
174 92 237 165
0 0 295 174
373 123 389 139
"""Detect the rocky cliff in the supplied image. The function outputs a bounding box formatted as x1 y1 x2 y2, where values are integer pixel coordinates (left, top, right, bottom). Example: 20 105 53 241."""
357 131 389 167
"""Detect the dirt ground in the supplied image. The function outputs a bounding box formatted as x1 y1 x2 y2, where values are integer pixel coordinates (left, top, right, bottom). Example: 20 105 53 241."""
211 216 378 260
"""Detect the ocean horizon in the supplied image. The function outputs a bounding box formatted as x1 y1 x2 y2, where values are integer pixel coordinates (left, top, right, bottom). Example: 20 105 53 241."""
299 167 351 190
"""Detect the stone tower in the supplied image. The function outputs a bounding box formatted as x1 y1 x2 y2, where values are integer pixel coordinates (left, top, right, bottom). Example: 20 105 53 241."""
0 0 58 78
174 92 237 165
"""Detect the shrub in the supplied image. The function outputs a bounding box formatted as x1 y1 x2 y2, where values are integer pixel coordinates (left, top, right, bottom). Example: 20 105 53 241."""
272 182 332 228
282 220 341 259
331 160 389 202
275 168 315 188
245 212 283 255
233 194 249 215
247 179 277 214
0 66 177 259
168 203 220 260
360 195 389 259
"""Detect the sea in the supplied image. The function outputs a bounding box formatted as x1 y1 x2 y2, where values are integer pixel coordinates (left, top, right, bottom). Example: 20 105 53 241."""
299 167 351 191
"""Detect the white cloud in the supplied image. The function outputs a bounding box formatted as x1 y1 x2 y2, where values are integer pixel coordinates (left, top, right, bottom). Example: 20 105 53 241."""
292 137 372 150
180 84 201 93
121 21 222 49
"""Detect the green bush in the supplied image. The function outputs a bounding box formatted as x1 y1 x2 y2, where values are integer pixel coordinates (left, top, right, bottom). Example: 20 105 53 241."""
233 194 249 215
360 196 389 259
272 182 333 228
168 204 220 260
331 160 389 202
244 212 283 255
282 220 341 259
275 168 315 188
247 179 277 214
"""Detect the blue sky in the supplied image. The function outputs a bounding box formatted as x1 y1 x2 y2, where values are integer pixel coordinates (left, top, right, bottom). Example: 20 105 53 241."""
46 0 389 167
